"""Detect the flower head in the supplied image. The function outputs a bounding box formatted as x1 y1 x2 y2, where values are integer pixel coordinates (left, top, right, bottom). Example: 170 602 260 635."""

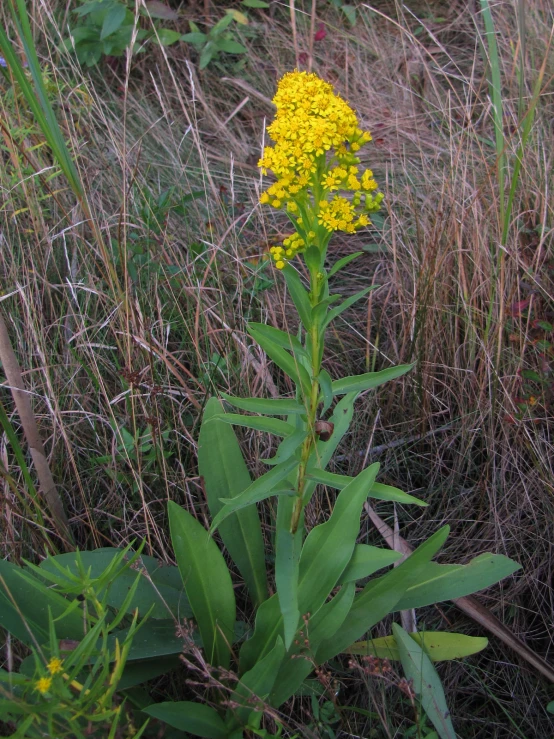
259 70 383 268
47 657 64 675
35 676 52 695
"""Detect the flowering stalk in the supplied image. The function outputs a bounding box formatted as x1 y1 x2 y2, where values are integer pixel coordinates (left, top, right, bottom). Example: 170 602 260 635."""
259 70 384 532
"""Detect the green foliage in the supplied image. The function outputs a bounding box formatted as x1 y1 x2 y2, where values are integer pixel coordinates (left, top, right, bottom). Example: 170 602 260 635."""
182 13 248 70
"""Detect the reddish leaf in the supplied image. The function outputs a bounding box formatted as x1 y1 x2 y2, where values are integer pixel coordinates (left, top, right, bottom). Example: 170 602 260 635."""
508 299 530 317
314 23 327 41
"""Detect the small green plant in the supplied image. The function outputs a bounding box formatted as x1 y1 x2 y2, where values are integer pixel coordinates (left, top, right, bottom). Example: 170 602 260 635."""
181 13 248 70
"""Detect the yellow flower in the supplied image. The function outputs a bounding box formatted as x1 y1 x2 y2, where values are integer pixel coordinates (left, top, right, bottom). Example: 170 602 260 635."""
47 658 64 675
35 676 52 695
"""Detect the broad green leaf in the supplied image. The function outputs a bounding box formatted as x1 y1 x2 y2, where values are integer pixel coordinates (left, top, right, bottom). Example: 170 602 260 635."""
339 544 402 583
394 553 521 610
247 322 309 362
181 32 208 44
199 41 215 69
306 469 427 506
328 252 363 278
116 656 181 690
199 399 267 607
215 38 247 54
40 548 192 620
154 28 182 46
242 0 269 6
298 463 380 615
211 12 235 34
317 527 450 661
323 286 376 329
318 369 333 414
341 4 357 26
221 393 306 416
144 701 228 738
275 496 303 649
332 364 414 395
110 620 195 662
345 631 488 661
168 501 235 669
229 636 286 726
283 266 312 331
239 594 282 674
0 560 83 646
209 413 294 437
210 456 298 532
270 583 355 708
262 428 307 466
392 624 456 739
248 325 311 395
547 701 554 714
101 4 127 40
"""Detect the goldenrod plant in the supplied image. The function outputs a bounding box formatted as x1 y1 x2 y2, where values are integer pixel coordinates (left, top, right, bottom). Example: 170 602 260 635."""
144 72 521 738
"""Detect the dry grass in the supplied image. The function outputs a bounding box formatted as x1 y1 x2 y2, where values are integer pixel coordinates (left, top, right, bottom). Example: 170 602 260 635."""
1 0 553 735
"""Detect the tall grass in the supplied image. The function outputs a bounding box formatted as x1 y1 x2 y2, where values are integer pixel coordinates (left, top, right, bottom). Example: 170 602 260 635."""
1 0 553 735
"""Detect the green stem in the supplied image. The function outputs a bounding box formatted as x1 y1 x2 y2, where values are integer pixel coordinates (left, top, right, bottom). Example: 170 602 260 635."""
290 270 323 534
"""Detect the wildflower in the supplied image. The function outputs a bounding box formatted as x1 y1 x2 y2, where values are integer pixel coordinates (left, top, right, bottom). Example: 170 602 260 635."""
35 676 52 695
259 70 383 268
47 658 64 675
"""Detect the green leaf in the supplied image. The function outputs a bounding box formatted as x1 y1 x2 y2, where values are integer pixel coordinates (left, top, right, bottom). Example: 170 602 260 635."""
275 496 302 649
248 325 311 395
394 553 521 610
242 0 269 6
298 463 380 616
144 701 228 738
318 369 333 414
262 428 307 466
317 527 450 661
270 583 355 708
168 501 235 669
181 32 208 44
101 4 127 40
199 41 215 68
230 636 286 725
392 624 456 739
341 4 357 26
306 470 428 507
114 620 193 661
210 457 298 532
154 28 182 46
215 38 247 54
323 286 376 330
339 544 402 583
221 393 306 416
210 413 295 437
199 399 268 607
117 656 181 690
328 252 364 278
248 322 309 363
547 701 554 714
345 631 489 662
332 364 414 395
211 13 235 35
239 595 282 674
283 266 312 331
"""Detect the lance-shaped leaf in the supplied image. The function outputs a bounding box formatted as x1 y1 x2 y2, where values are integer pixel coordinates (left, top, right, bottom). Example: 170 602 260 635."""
328 251 364 278
144 701 228 739
306 469 427 507
322 286 377 330
239 594 282 674
248 324 311 394
209 413 295 437
345 631 488 662
210 457 298 533
270 583 355 708
392 624 456 739
283 266 312 331
339 544 402 583
317 526 450 662
318 369 334 414
332 364 414 395
221 393 306 416
394 553 521 611
228 636 286 726
199 399 268 606
247 322 309 362
275 496 303 649
298 463 380 615
262 428 307 466
168 501 235 669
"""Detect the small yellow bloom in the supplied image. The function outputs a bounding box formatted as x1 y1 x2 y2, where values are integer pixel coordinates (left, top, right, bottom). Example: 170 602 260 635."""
35 676 52 694
47 658 64 675
275 260 285 269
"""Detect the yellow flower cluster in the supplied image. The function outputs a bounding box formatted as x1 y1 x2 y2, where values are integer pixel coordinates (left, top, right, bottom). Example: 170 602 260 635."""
259 70 384 267
270 233 306 269
35 676 52 695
